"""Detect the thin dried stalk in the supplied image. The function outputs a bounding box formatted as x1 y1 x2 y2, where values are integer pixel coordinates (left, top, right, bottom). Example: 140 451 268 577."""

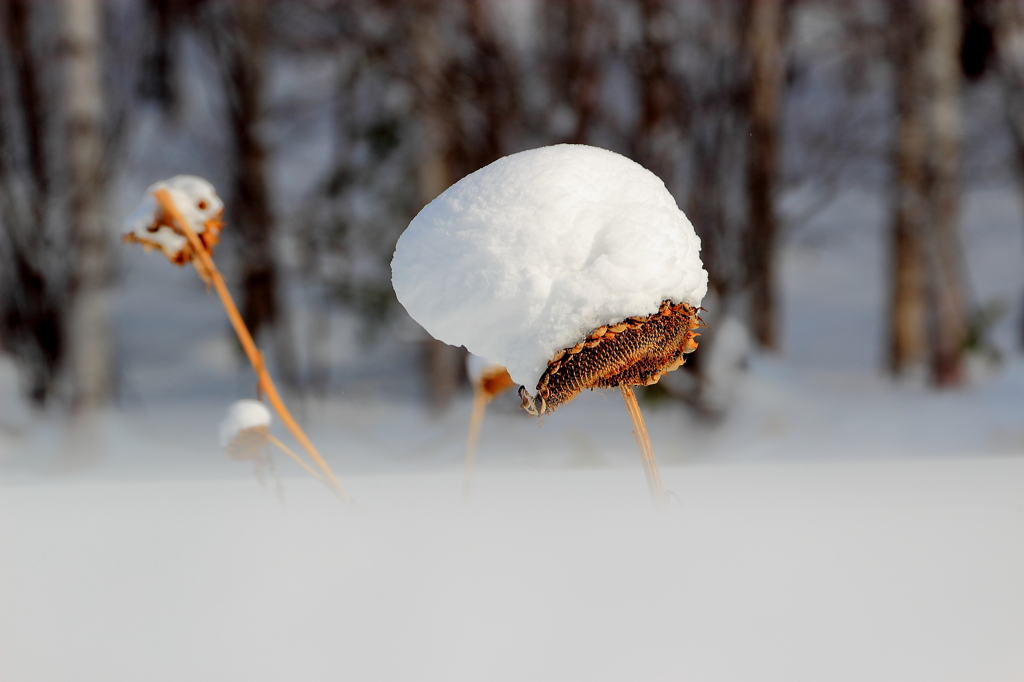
462 388 488 501
267 433 325 482
152 188 349 502
619 384 665 510
463 367 514 502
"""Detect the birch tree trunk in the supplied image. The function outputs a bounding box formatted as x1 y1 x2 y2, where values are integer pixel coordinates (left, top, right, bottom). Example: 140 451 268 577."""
62 0 111 414
888 0 930 376
992 0 1024 349
744 0 784 351
922 0 967 385
887 0 967 385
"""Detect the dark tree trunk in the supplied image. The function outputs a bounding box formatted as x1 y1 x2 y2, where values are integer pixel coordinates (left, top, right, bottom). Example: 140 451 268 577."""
0 0 66 405
213 0 298 389
6 0 49 213
138 0 178 112
993 0 1024 349
744 0 784 351
546 0 602 144
226 1 272 338
633 0 686 188
923 0 967 386
410 1 465 411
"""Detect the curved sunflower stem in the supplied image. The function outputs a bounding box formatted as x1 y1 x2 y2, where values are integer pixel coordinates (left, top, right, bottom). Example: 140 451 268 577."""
619 384 665 510
153 188 350 503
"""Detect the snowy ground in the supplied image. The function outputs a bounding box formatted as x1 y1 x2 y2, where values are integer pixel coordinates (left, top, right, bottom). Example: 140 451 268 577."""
2 462 1022 681
1 187 1023 680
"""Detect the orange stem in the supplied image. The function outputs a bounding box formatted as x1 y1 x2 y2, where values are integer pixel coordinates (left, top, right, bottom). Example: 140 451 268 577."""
153 188 349 501
619 384 665 510
463 386 488 502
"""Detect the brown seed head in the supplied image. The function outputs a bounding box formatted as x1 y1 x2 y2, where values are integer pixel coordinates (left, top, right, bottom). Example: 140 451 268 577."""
122 206 225 267
520 300 702 416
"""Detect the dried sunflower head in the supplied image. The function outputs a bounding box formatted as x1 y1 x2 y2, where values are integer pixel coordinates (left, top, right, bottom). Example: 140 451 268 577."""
519 300 702 416
122 175 224 265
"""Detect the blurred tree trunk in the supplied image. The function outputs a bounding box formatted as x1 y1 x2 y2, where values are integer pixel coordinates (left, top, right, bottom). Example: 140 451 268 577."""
993 0 1024 349
138 0 179 114
6 0 49 212
62 0 112 413
744 0 784 351
0 0 66 405
410 2 465 411
411 4 451 208
922 0 966 385
888 0 968 385
456 0 514 174
673 2 750 417
683 2 748 306
215 0 298 389
888 0 930 376
545 0 602 144
633 0 686 189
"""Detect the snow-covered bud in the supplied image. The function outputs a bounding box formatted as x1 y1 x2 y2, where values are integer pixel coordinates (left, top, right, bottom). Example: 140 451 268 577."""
218 399 272 454
218 399 284 495
123 175 224 265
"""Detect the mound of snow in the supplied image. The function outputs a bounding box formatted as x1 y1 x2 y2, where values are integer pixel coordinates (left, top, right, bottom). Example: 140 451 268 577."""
218 400 272 448
124 175 224 259
392 144 707 389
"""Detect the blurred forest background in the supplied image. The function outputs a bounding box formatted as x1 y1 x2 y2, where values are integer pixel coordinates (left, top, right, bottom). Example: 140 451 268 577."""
1 0 1023 428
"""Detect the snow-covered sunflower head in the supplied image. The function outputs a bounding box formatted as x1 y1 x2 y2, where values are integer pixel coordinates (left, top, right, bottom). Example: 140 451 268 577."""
392 144 707 416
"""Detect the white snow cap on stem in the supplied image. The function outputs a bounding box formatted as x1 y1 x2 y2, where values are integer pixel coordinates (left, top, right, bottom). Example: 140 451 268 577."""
392 144 707 389
124 175 224 259
466 353 504 384
218 399 272 448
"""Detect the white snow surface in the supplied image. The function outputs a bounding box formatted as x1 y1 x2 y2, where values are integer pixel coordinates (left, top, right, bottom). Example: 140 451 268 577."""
218 399 272 448
124 175 224 259
2 463 1022 682
392 145 707 389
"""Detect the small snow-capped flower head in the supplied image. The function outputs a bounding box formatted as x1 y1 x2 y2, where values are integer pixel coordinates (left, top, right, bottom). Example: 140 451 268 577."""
392 144 708 416
218 399 284 496
218 399 272 457
123 175 225 265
